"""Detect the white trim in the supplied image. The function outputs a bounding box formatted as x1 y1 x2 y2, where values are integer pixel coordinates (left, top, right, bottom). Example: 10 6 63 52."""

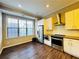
0 9 37 20
0 48 4 55
3 39 32 49
0 40 32 54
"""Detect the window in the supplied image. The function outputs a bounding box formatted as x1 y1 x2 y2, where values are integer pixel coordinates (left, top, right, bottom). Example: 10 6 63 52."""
19 19 27 36
7 15 34 39
7 17 18 38
27 20 34 35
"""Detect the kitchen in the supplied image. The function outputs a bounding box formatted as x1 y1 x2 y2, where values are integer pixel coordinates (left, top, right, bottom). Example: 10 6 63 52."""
37 2 79 58
0 0 79 59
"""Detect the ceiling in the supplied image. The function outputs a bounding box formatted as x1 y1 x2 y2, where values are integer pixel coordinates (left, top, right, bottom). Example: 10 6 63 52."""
0 0 79 18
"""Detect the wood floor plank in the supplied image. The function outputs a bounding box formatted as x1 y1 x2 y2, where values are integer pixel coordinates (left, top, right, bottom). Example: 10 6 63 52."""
0 42 78 59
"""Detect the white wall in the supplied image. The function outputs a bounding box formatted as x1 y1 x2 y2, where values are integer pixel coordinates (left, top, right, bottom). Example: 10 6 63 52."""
0 11 2 54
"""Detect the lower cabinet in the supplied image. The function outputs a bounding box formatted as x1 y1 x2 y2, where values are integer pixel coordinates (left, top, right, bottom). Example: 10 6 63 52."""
64 38 79 58
64 38 71 54
70 39 79 58
44 36 51 46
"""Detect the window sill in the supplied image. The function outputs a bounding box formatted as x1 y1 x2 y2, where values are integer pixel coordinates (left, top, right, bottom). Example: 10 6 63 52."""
6 35 35 40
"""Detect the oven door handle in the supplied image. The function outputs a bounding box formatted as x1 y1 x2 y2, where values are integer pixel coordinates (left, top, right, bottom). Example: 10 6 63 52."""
51 38 62 40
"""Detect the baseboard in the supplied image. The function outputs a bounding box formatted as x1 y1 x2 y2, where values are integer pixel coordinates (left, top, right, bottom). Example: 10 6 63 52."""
64 51 79 58
3 40 32 49
0 40 32 55
0 48 4 55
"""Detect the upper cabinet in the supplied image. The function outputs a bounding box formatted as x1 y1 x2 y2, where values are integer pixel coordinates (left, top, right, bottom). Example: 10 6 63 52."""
60 13 65 25
65 10 74 29
46 17 54 30
44 17 56 34
44 17 56 31
74 8 79 29
65 8 79 29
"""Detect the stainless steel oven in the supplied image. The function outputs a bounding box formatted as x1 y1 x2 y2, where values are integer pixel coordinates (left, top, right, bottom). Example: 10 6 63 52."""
51 34 64 51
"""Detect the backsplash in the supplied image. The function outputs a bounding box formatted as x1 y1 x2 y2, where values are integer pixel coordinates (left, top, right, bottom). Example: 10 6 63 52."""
53 25 79 37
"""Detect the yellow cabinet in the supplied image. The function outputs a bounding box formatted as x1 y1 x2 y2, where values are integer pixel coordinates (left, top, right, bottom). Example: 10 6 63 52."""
44 19 48 34
74 8 79 29
61 13 65 25
65 8 79 29
65 10 74 29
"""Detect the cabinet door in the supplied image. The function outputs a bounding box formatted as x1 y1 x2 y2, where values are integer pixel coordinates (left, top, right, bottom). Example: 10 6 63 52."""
44 36 51 46
65 10 74 29
64 38 71 54
71 39 79 58
74 8 79 29
44 19 48 34
46 17 53 30
61 13 65 25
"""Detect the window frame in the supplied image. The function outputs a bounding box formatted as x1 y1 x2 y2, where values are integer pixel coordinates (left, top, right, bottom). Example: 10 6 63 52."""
18 19 27 36
6 15 19 39
6 14 35 39
26 20 35 35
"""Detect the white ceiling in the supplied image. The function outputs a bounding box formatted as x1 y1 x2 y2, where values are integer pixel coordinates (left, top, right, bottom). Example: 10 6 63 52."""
0 0 79 17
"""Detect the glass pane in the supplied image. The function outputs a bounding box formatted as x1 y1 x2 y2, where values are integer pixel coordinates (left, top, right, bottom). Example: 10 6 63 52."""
27 28 34 35
27 20 34 28
19 20 26 28
19 29 26 36
8 17 18 28
8 28 18 38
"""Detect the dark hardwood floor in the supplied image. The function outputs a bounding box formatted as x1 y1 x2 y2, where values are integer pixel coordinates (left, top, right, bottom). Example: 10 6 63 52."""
0 42 78 59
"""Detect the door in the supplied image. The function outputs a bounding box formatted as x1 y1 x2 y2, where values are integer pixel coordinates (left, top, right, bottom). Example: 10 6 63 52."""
38 25 44 43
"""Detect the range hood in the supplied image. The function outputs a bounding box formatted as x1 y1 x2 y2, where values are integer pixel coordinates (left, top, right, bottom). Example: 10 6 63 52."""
55 14 64 26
